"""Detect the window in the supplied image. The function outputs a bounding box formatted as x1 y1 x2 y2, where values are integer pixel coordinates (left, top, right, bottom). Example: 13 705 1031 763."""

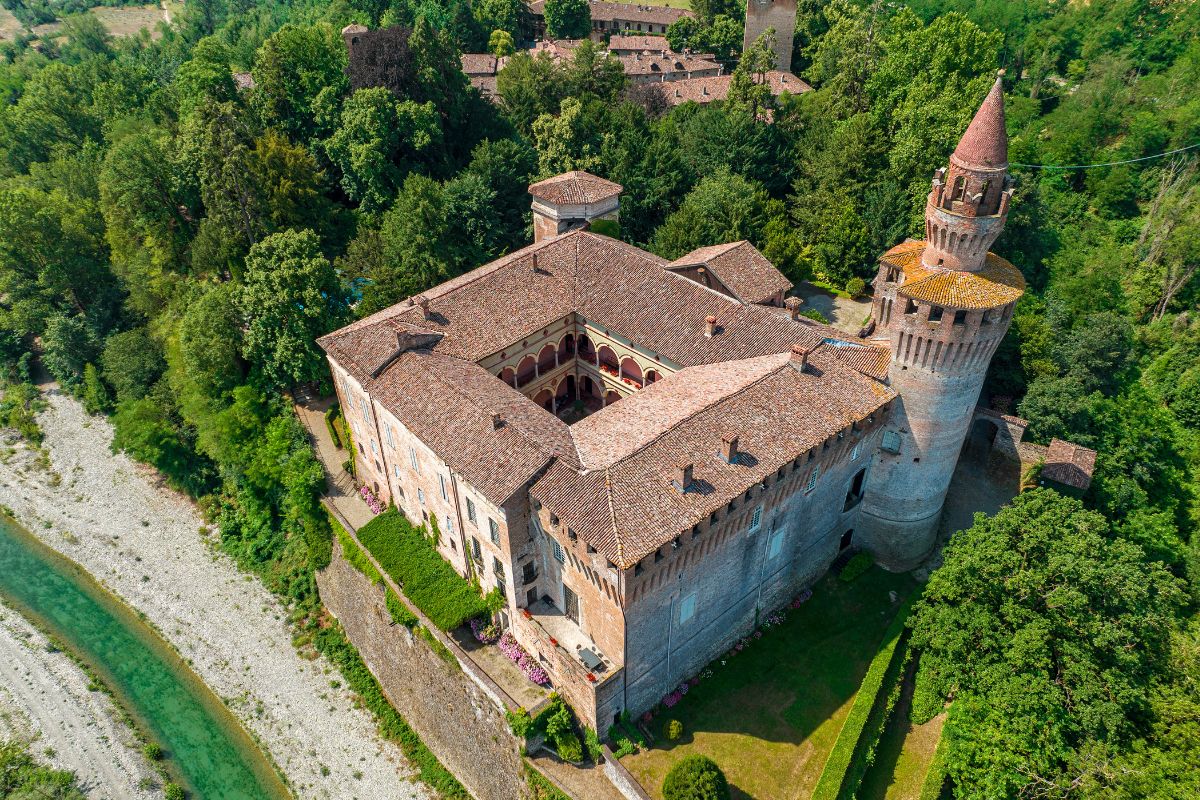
489 518 500 546
679 592 696 624
471 537 482 564
369 439 378 455
928 305 944 322
805 465 821 493
881 431 901 454
493 557 505 580
393 464 400 478
654 549 663 563
439 474 448 502
552 539 565 564
952 175 966 201
418 488 425 505
749 505 763 532
446 515 454 535
634 561 644 576
409 447 419 471
466 497 476 524
851 442 862 461
384 425 394 448
768 528 786 559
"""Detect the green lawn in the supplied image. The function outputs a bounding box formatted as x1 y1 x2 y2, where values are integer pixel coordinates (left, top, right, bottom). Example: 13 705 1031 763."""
620 568 919 800
858 668 947 800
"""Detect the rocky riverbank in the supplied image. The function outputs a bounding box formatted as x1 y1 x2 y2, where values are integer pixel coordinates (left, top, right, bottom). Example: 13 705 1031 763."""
0 389 428 800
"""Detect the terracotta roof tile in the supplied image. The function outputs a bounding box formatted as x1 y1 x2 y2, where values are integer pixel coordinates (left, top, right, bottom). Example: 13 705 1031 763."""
952 75 1008 171
882 242 1024 309
608 35 669 51
653 70 811 106
1042 438 1096 490
529 0 693 26
460 53 505 75
528 171 623 206
668 241 792 304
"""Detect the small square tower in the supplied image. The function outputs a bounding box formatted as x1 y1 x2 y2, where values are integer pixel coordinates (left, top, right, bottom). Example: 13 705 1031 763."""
743 0 797 73
528 171 623 242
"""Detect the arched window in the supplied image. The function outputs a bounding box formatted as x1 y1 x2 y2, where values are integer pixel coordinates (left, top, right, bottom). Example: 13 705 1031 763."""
537 343 557 373
516 355 537 387
952 175 966 202
644 369 659 385
604 390 621 407
578 334 596 362
558 334 575 361
978 180 990 201
499 367 516 387
598 345 619 375
533 389 553 411
620 357 643 389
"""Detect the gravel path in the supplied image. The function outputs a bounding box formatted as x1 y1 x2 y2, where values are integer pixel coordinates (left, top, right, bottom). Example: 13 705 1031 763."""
0 390 428 800
0 598 159 799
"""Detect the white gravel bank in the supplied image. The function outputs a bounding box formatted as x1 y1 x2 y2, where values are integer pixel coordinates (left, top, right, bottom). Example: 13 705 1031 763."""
0 390 428 800
0 598 159 800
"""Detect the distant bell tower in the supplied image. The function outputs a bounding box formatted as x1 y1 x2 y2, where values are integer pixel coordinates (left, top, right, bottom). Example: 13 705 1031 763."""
743 0 797 73
859 73 1026 570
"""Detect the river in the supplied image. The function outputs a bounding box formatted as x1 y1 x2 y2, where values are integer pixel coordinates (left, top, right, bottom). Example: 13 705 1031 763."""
0 514 292 800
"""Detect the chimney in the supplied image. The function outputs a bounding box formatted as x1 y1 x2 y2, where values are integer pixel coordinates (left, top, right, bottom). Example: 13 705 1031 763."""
791 343 810 372
702 85 708 96
785 296 803 320
704 315 717 337
416 295 431 320
672 462 693 492
492 413 504 429
720 434 739 464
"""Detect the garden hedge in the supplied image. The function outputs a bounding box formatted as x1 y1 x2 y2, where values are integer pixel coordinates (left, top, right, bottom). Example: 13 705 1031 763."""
324 406 342 448
357 509 488 631
918 715 951 800
812 593 918 800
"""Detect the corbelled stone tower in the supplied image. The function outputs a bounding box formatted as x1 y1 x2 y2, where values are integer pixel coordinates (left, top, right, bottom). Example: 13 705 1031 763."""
859 74 1026 570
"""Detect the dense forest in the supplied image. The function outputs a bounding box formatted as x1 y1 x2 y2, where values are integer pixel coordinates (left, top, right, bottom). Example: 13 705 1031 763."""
1 0 1199 797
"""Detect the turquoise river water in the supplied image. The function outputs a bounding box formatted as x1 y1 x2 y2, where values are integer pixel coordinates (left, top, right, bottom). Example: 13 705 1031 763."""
0 514 291 800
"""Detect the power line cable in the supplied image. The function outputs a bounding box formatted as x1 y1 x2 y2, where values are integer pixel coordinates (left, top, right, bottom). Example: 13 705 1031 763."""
1010 141 1200 170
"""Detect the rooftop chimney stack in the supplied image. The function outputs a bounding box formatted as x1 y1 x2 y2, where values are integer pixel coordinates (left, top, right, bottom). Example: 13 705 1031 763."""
785 297 803 320
704 315 718 337
492 413 504 429
791 343 810 372
416 295 431 320
720 434 740 464
672 462 694 492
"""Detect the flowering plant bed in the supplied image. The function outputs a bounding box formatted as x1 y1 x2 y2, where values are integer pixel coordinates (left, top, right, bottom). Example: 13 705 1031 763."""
469 617 500 644
498 631 550 685
359 485 385 515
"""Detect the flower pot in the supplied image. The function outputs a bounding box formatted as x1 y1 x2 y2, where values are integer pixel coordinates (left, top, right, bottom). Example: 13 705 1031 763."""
587 673 596 682
549 637 558 646
522 609 532 619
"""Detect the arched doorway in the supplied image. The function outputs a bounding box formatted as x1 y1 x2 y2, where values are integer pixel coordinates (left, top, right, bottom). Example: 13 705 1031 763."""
604 390 621 407
533 388 553 411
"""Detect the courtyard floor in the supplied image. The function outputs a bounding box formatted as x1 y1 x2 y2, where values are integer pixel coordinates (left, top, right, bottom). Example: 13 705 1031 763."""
795 282 873 336
619 567 919 800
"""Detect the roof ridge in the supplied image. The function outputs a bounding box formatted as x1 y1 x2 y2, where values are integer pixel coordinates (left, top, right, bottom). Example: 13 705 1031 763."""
603 468 623 565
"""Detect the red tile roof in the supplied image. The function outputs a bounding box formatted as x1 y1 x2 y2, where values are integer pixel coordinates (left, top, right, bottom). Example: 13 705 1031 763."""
653 70 811 106
608 35 669 51
528 0 694 26
951 75 1008 171
528 171 624 206
882 241 1025 309
667 241 792 304
1042 438 1096 490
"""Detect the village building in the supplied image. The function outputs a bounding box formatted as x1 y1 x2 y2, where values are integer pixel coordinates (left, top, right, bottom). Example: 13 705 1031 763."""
319 75 1022 729
651 69 810 107
527 0 694 40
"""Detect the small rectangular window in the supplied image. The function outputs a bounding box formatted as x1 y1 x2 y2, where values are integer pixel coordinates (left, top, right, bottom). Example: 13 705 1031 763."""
634 561 644 576
439 474 448 502
552 539 565 564
768 528 785 559
466 497 476 524
489 518 500 546
384 425 394 447
418 488 425 505
393 464 400 478
471 537 482 563
749 505 763 532
493 557 505 579
409 447 419 471
851 442 862 461
370 439 378 455
679 592 696 624
806 466 821 493
446 515 454 534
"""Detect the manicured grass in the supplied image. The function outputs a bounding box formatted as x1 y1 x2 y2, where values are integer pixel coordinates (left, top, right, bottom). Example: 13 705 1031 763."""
621 568 918 800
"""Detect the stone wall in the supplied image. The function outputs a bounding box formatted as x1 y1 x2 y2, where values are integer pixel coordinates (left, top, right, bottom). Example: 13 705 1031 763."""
743 0 797 72
317 539 531 800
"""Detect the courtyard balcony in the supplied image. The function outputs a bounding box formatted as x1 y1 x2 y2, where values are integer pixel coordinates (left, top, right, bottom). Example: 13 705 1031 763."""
523 598 619 677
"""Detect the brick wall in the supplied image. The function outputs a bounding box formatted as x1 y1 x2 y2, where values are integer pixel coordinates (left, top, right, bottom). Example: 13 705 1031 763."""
743 0 797 73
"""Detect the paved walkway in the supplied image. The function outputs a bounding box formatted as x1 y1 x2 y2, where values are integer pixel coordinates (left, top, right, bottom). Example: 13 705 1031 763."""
796 281 874 336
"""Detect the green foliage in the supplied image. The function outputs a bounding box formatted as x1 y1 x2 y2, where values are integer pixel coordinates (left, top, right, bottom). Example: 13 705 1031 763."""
356 509 489 631
101 328 165 405
800 308 830 324
555 731 583 763
651 168 771 260
909 490 1185 798
845 277 866 298
0 383 44 444
506 707 533 738
584 727 603 762
488 30 515 58
662 754 731 800
385 587 419 628
666 719 683 741
0 738 86 799
543 0 590 39
81 363 110 415
812 596 914 800
332 516 383 585
141 741 163 761
324 406 342 448
838 552 873 583
917 731 949 800
163 782 184 800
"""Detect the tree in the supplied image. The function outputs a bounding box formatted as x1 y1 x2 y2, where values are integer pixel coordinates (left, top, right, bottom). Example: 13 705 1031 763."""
544 0 590 39
174 37 239 118
662 754 731 800
727 28 778 119
651 168 771 259
488 30 515 58
323 88 441 214
101 328 166 405
667 17 703 53
563 40 626 101
497 53 565 135
236 230 349 389
909 490 1185 799
533 97 604 176
475 0 524 40
250 23 349 143
41 313 102 392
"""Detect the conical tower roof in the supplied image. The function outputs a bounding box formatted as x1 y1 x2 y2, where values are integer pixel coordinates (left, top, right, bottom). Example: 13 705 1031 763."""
950 74 1007 171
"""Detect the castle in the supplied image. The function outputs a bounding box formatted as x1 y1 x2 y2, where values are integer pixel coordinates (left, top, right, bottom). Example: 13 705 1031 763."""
319 76 1022 729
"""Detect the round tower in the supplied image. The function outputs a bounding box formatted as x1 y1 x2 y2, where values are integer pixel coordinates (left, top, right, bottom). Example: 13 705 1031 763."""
859 74 1026 570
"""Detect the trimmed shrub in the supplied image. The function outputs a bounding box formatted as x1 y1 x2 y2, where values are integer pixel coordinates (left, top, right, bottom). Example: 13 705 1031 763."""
667 719 683 741
506 707 533 737
846 277 866 297
357 509 488 631
662 754 730 800
324 406 342 448
555 731 583 763
801 308 830 324
584 727 603 762
612 737 636 758
811 595 917 800
838 552 873 583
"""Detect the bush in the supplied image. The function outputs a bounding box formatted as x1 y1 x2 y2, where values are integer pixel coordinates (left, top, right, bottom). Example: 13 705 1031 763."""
141 742 163 760
801 308 830 324
324 406 342 448
357 509 489 631
662 754 730 800
838 552 873 583
811 595 916 800
506 707 533 737
667 719 683 741
554 731 583 763
845 277 866 297
0 382 44 444
331 516 383 585
612 737 636 758
163 783 185 800
385 587 418 627
584 727 603 763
